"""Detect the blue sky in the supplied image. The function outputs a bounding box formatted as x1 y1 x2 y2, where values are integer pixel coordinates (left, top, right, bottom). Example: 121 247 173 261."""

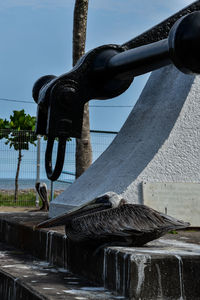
0 0 193 131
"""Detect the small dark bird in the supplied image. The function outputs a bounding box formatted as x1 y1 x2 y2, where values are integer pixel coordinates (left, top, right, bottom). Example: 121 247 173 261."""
35 192 190 247
35 182 49 211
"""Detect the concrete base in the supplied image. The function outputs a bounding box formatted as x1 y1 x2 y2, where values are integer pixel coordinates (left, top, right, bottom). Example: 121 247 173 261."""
50 65 200 225
0 242 116 300
1 212 200 299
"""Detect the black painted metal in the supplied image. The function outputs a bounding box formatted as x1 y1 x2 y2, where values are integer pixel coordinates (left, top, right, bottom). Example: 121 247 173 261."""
33 6 200 181
45 137 66 181
168 11 200 74
106 39 170 78
90 130 118 134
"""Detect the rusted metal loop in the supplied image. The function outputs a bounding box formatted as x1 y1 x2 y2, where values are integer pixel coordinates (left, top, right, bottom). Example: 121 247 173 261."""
45 137 66 181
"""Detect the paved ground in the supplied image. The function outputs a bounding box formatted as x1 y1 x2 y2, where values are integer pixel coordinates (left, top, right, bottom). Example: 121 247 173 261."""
0 206 42 212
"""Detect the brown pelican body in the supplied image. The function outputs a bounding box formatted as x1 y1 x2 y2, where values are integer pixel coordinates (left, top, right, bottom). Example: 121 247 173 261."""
35 182 49 211
36 192 190 247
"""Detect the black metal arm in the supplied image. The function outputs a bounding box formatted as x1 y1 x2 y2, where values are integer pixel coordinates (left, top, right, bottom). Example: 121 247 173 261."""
33 11 200 181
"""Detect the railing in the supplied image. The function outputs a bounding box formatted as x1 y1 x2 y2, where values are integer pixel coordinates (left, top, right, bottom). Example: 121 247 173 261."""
0 129 117 206
58 171 75 184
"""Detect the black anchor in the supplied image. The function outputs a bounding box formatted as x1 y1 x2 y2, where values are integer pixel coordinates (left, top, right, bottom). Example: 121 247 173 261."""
33 11 200 181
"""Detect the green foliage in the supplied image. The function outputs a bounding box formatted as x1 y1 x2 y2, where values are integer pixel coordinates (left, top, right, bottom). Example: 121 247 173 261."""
0 191 38 207
0 109 36 131
0 191 55 207
0 109 37 150
9 110 36 131
168 230 178 234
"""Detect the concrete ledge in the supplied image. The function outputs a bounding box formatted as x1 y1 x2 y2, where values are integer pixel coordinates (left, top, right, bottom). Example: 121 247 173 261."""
0 212 200 299
0 269 45 300
0 242 117 300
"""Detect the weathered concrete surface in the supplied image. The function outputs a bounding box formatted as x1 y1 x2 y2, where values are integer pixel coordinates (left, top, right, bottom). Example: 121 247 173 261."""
49 66 200 226
0 212 200 299
0 242 118 300
143 182 200 226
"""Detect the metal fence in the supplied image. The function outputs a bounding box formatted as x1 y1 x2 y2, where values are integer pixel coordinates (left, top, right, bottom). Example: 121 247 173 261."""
0 129 117 206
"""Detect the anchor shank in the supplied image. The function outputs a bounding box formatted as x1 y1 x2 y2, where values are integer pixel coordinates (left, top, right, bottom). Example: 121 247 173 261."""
106 39 170 78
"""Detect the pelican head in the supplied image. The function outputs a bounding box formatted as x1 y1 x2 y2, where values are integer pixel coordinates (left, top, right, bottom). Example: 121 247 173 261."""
35 191 126 229
94 192 126 208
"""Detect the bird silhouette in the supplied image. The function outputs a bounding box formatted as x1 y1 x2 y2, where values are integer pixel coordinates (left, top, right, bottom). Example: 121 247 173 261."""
35 182 49 211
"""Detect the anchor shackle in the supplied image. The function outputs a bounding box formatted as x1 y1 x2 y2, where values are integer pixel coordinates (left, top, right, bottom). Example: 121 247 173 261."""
33 12 200 181
32 44 134 181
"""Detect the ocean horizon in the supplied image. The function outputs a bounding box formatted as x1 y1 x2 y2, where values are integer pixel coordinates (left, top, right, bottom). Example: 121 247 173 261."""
0 178 71 191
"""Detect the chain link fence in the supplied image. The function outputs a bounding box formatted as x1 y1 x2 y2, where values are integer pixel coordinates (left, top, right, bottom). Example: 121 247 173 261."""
0 129 117 206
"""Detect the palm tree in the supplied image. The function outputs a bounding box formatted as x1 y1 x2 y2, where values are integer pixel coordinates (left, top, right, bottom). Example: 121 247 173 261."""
73 0 92 179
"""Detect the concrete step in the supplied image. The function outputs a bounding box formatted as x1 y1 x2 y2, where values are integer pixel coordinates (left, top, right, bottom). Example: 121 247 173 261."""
0 211 200 299
0 242 122 300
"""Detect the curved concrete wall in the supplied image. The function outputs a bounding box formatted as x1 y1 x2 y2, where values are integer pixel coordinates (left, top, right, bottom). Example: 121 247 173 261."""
50 65 200 217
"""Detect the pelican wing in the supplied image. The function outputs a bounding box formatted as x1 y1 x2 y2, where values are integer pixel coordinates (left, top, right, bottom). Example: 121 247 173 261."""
40 185 48 201
35 182 48 201
67 204 190 244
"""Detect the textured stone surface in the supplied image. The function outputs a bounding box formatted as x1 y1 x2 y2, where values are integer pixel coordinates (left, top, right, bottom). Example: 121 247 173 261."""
50 65 200 220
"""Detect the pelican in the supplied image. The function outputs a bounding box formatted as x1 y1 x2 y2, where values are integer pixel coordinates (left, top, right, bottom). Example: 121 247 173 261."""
35 192 190 247
35 182 49 211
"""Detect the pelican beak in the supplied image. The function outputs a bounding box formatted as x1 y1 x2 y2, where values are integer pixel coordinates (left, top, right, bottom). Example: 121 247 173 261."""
35 199 112 229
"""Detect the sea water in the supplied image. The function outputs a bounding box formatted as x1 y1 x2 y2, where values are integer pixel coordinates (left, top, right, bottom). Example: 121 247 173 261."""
0 178 71 191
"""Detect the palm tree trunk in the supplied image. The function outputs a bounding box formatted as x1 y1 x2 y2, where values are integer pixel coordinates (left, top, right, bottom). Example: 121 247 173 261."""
73 0 92 179
14 149 22 202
